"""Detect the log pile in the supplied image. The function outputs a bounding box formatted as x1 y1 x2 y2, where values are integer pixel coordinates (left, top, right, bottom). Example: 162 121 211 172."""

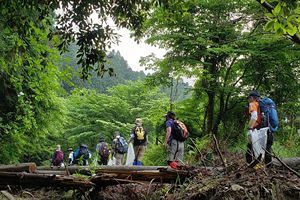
0 164 190 190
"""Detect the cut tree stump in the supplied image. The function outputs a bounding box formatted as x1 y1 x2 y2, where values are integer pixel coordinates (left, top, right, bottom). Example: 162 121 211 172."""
0 163 36 173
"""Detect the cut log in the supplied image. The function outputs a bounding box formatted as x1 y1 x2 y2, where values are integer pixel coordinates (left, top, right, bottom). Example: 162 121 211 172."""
0 163 36 173
0 172 94 189
35 170 69 176
37 166 91 175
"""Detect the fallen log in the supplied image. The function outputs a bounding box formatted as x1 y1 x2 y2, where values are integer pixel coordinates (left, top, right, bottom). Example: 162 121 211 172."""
0 163 36 173
90 176 147 186
273 157 300 171
37 166 91 175
35 170 69 176
0 172 94 189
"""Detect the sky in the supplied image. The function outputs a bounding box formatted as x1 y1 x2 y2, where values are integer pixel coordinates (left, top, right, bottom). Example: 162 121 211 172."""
111 28 196 86
111 28 166 73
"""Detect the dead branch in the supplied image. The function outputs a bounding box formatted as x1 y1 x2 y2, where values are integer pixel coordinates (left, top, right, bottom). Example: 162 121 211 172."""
212 134 227 168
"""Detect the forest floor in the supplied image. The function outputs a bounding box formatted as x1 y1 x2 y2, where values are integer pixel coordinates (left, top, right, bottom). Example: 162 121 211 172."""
1 153 300 200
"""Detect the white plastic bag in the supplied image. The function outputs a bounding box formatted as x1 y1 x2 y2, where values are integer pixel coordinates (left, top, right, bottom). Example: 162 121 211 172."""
250 127 268 159
108 157 116 166
126 143 135 166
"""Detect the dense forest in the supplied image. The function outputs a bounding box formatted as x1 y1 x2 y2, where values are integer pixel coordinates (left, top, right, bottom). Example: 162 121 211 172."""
0 0 299 199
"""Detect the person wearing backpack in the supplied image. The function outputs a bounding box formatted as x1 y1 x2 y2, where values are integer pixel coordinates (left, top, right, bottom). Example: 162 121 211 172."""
96 137 110 165
51 144 64 168
128 118 148 166
73 144 92 166
246 90 278 167
164 111 188 169
112 131 128 165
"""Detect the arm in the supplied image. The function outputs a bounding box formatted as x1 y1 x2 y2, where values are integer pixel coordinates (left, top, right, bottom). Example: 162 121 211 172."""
128 132 134 143
248 111 258 129
165 127 171 147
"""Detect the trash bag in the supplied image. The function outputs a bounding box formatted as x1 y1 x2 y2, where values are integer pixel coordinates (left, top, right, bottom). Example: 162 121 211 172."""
126 143 135 166
250 127 268 159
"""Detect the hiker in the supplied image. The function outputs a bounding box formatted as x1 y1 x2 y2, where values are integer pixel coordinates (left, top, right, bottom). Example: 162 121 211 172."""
51 145 64 168
164 111 187 169
128 118 148 166
112 131 128 165
96 137 110 165
73 144 92 166
67 147 74 165
246 90 275 167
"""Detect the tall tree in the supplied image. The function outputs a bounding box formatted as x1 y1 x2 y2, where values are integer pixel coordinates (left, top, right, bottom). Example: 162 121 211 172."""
142 0 300 137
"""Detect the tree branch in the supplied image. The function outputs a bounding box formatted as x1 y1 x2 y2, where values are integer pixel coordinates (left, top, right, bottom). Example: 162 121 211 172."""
256 0 300 45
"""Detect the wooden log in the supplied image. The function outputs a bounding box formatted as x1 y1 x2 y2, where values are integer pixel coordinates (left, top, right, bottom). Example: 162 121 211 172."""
0 172 94 189
95 169 188 183
35 170 69 176
273 157 300 171
90 176 148 186
0 163 36 173
37 166 91 175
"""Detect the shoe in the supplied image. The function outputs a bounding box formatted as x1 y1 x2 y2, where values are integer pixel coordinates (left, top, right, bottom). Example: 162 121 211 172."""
133 161 137 165
137 161 143 166
254 163 263 170
169 161 178 169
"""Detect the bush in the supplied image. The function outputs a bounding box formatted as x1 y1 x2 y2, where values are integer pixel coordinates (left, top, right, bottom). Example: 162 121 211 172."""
143 143 167 166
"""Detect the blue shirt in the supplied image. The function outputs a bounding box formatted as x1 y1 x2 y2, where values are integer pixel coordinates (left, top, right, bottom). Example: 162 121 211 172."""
166 118 174 128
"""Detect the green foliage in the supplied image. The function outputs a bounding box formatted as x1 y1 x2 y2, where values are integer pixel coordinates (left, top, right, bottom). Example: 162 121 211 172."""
63 81 169 152
143 0 300 139
0 15 67 164
0 0 157 79
185 136 211 165
143 144 167 166
259 0 300 41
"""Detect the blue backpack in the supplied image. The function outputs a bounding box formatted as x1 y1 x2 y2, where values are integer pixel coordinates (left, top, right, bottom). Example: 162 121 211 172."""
259 97 279 132
116 137 128 154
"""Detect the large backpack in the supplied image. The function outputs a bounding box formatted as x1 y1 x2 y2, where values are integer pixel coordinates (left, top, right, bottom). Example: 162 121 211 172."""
172 120 189 142
259 97 279 132
55 150 64 162
116 137 128 154
135 126 146 142
99 142 110 158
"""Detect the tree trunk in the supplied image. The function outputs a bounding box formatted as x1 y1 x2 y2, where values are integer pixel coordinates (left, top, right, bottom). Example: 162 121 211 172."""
206 91 215 134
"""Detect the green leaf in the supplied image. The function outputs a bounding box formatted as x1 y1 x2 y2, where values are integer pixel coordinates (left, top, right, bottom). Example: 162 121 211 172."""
274 22 281 31
265 13 274 18
265 20 275 31
294 7 300 14
286 26 298 36
272 4 281 15
261 0 266 3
